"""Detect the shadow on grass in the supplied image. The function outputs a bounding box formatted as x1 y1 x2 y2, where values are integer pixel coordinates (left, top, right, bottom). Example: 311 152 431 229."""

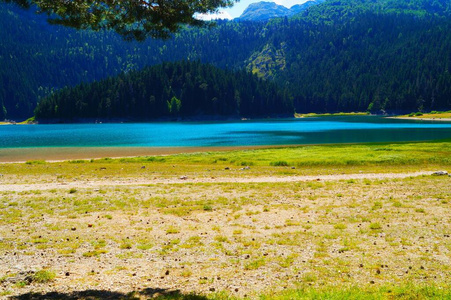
10 288 210 300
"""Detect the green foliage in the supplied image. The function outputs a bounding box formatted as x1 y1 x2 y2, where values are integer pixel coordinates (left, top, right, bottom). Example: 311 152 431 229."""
263 284 451 299
244 258 266 270
167 96 182 116
32 269 56 283
270 161 289 166
123 140 451 167
34 61 294 120
2 0 236 40
25 160 46 165
2 0 451 119
0 102 6 120
369 222 382 230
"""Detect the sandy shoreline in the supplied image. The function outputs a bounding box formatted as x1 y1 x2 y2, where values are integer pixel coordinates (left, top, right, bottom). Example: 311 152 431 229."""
0 145 296 163
386 116 451 121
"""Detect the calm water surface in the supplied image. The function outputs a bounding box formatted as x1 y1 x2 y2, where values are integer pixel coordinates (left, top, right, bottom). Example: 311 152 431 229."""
1 116 451 148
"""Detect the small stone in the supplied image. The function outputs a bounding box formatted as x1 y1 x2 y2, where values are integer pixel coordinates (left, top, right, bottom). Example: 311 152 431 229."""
432 171 448 176
370 281 375 284
209 288 215 292
88 224 93 228
235 288 239 292
165 270 170 275
179 176 188 180
71 227 76 231
65 272 70 276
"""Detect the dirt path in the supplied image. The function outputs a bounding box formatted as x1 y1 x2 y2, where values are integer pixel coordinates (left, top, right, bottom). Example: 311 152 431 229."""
0 171 434 192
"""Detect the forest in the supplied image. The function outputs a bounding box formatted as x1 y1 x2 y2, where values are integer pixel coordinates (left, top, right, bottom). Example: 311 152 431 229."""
1 0 451 120
34 61 293 121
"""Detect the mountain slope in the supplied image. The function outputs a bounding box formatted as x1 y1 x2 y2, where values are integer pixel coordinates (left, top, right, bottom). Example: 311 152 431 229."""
237 1 321 21
34 61 294 121
238 2 291 21
291 1 322 15
0 4 265 119
2 0 451 120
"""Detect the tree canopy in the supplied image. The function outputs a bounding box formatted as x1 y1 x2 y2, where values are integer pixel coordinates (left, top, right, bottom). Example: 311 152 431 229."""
34 61 294 121
1 0 236 40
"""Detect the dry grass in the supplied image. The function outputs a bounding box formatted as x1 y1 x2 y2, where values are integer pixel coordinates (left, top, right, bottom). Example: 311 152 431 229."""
0 143 450 298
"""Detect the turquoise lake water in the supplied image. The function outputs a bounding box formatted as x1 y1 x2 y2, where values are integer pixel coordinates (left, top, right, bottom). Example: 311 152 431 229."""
1 116 451 148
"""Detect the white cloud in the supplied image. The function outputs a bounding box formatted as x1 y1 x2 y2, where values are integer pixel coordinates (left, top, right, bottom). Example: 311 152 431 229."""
273 0 308 8
196 10 233 21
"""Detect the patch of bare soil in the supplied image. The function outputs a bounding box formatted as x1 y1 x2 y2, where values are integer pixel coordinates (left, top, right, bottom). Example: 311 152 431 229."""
0 171 450 298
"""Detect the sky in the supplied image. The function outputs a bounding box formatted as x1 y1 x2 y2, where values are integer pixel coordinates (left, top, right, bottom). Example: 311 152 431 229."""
198 0 309 20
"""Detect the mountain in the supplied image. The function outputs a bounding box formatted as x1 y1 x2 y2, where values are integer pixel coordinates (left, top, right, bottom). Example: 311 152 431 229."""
2 0 451 120
290 1 323 15
237 1 320 21
238 2 291 21
0 4 265 119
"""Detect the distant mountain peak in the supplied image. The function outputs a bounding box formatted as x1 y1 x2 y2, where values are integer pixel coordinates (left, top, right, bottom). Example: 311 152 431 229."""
238 2 290 21
237 0 320 21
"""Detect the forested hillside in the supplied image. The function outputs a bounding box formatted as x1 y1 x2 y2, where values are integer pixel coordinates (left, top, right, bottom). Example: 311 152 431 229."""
2 0 451 120
34 61 293 121
267 10 451 112
0 4 265 119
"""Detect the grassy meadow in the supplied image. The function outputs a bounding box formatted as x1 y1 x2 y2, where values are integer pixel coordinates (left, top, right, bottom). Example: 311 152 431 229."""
294 112 370 118
396 110 451 120
0 141 450 299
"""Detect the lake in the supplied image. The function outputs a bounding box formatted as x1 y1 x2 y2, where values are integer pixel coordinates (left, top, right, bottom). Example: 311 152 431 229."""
1 116 451 149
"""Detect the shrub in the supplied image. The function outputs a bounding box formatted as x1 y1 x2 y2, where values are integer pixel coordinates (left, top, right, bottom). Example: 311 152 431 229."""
334 223 347 230
25 160 46 165
203 205 213 211
270 161 289 166
32 269 56 283
369 222 382 230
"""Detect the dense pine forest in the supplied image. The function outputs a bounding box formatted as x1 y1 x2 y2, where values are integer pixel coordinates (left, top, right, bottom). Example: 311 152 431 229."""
0 4 265 119
1 0 451 120
34 61 293 121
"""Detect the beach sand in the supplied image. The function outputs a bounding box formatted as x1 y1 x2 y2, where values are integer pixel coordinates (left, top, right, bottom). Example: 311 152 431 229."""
388 117 451 121
0 145 290 163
